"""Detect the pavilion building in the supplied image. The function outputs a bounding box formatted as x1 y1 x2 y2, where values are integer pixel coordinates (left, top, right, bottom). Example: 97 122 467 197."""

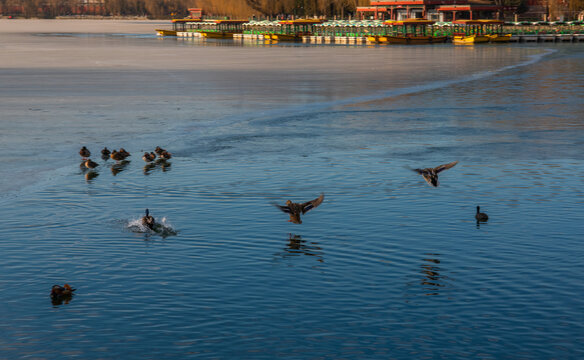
356 0 503 21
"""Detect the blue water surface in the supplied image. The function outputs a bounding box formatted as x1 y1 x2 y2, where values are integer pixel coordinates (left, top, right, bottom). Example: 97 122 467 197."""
1 31 583 359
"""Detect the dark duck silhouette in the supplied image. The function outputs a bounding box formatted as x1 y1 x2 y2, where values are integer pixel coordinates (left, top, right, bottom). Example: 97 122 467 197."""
101 147 111 159
110 150 125 161
118 148 131 159
475 206 489 222
141 208 156 230
84 159 99 169
159 151 172 160
413 161 458 187
142 152 156 162
79 146 90 159
155 146 166 156
50 284 75 300
274 193 325 224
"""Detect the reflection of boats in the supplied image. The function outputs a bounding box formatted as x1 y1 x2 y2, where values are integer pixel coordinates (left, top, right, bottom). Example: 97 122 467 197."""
452 20 505 44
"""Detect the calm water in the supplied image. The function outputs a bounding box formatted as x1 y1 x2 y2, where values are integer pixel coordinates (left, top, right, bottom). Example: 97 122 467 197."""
1 27 583 359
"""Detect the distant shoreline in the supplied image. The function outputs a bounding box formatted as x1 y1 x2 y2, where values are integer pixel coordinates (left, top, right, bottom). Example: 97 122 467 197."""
0 18 166 34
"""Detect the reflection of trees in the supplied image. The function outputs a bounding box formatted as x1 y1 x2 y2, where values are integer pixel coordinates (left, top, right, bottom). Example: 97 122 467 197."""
274 234 324 263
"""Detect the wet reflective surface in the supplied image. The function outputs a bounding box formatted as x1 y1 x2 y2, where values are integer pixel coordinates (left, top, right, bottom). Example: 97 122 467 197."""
1 26 583 359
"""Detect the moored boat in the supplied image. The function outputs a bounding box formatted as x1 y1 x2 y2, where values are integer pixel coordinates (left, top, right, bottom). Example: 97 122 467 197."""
268 19 323 42
199 20 249 39
156 29 177 36
487 33 512 42
383 19 447 44
452 20 505 44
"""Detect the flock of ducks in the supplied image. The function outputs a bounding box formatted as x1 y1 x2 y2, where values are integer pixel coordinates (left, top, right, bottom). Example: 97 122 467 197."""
78 145 172 178
60 152 488 304
80 146 172 166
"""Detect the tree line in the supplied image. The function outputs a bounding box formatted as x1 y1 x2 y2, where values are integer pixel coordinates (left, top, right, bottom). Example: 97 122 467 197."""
1 0 583 19
0 0 371 19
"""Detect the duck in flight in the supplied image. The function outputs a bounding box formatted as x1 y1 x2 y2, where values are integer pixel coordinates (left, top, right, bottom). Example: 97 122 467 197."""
413 161 458 187
274 193 325 224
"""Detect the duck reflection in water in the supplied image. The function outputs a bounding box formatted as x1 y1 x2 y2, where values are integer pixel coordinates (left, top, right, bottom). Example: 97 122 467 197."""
84 170 99 182
111 160 130 176
406 254 452 299
143 159 171 175
275 234 324 263
420 255 444 296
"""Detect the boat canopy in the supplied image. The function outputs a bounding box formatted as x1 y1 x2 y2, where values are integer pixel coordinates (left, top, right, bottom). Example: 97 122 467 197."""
453 20 503 25
391 19 436 26
213 20 249 24
278 19 324 25
172 19 202 23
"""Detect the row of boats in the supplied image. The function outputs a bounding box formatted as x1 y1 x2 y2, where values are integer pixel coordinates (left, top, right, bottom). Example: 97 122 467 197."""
156 19 512 44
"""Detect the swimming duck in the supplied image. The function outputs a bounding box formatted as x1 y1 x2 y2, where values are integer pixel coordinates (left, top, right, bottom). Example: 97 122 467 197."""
155 146 166 156
101 147 111 157
475 206 489 222
79 146 90 159
159 151 172 160
413 161 458 187
274 193 325 224
141 208 156 230
142 152 156 162
119 148 131 159
84 159 99 169
110 150 125 161
50 284 76 300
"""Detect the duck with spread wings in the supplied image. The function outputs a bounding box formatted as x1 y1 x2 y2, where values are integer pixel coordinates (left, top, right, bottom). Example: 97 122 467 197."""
274 193 325 224
413 161 458 187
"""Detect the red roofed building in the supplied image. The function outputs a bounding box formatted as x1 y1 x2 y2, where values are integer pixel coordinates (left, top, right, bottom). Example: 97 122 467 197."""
357 0 503 21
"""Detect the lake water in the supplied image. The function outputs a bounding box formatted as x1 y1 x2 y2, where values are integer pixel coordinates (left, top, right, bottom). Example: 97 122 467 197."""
1 21 583 359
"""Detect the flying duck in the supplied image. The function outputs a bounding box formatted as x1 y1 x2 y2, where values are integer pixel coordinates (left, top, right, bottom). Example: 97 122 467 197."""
274 193 325 224
413 161 458 187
